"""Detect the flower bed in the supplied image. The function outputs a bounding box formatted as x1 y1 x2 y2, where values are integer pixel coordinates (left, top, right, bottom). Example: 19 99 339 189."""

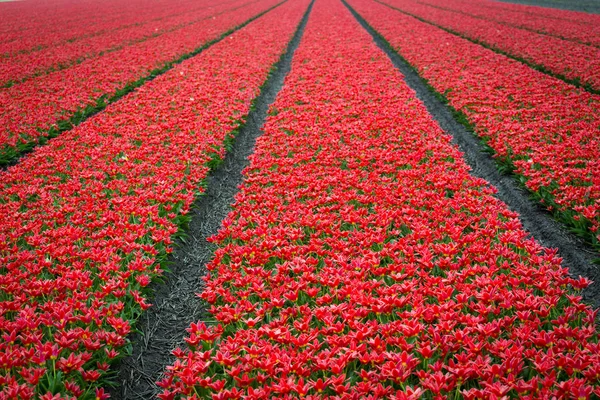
379 0 600 92
419 0 600 48
0 0 257 87
0 0 214 56
347 0 600 250
159 0 600 398
464 0 600 30
0 0 281 165
0 0 308 397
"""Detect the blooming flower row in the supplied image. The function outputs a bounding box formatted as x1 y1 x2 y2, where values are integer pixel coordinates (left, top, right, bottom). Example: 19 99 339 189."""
0 0 281 165
0 0 215 56
348 0 600 250
470 0 600 29
418 0 600 48
0 0 259 87
379 0 600 92
159 0 600 398
0 0 308 397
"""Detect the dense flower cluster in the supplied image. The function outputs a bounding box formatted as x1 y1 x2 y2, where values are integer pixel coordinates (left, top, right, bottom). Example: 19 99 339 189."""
0 0 215 55
419 0 600 48
0 0 261 87
0 0 281 164
0 1 308 397
380 0 600 91
349 0 600 249
160 0 600 398
482 0 600 24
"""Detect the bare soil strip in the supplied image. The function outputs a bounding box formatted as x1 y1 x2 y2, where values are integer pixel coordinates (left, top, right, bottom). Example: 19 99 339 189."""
344 0 600 310
108 2 314 398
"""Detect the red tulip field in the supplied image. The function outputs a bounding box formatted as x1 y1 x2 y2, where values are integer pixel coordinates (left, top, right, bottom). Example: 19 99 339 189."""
0 0 599 398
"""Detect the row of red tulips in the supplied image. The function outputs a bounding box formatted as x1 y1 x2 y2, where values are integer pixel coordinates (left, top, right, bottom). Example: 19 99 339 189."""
418 0 600 48
0 0 254 88
466 0 600 28
0 0 281 166
0 0 213 56
0 0 309 397
348 0 600 251
159 0 600 398
379 0 600 92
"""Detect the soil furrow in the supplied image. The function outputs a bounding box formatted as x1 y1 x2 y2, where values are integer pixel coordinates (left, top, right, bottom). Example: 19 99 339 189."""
344 0 600 309
108 2 314 398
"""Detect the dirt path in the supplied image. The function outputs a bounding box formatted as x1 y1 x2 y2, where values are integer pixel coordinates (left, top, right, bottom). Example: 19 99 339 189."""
345 0 600 310
107 2 314 398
